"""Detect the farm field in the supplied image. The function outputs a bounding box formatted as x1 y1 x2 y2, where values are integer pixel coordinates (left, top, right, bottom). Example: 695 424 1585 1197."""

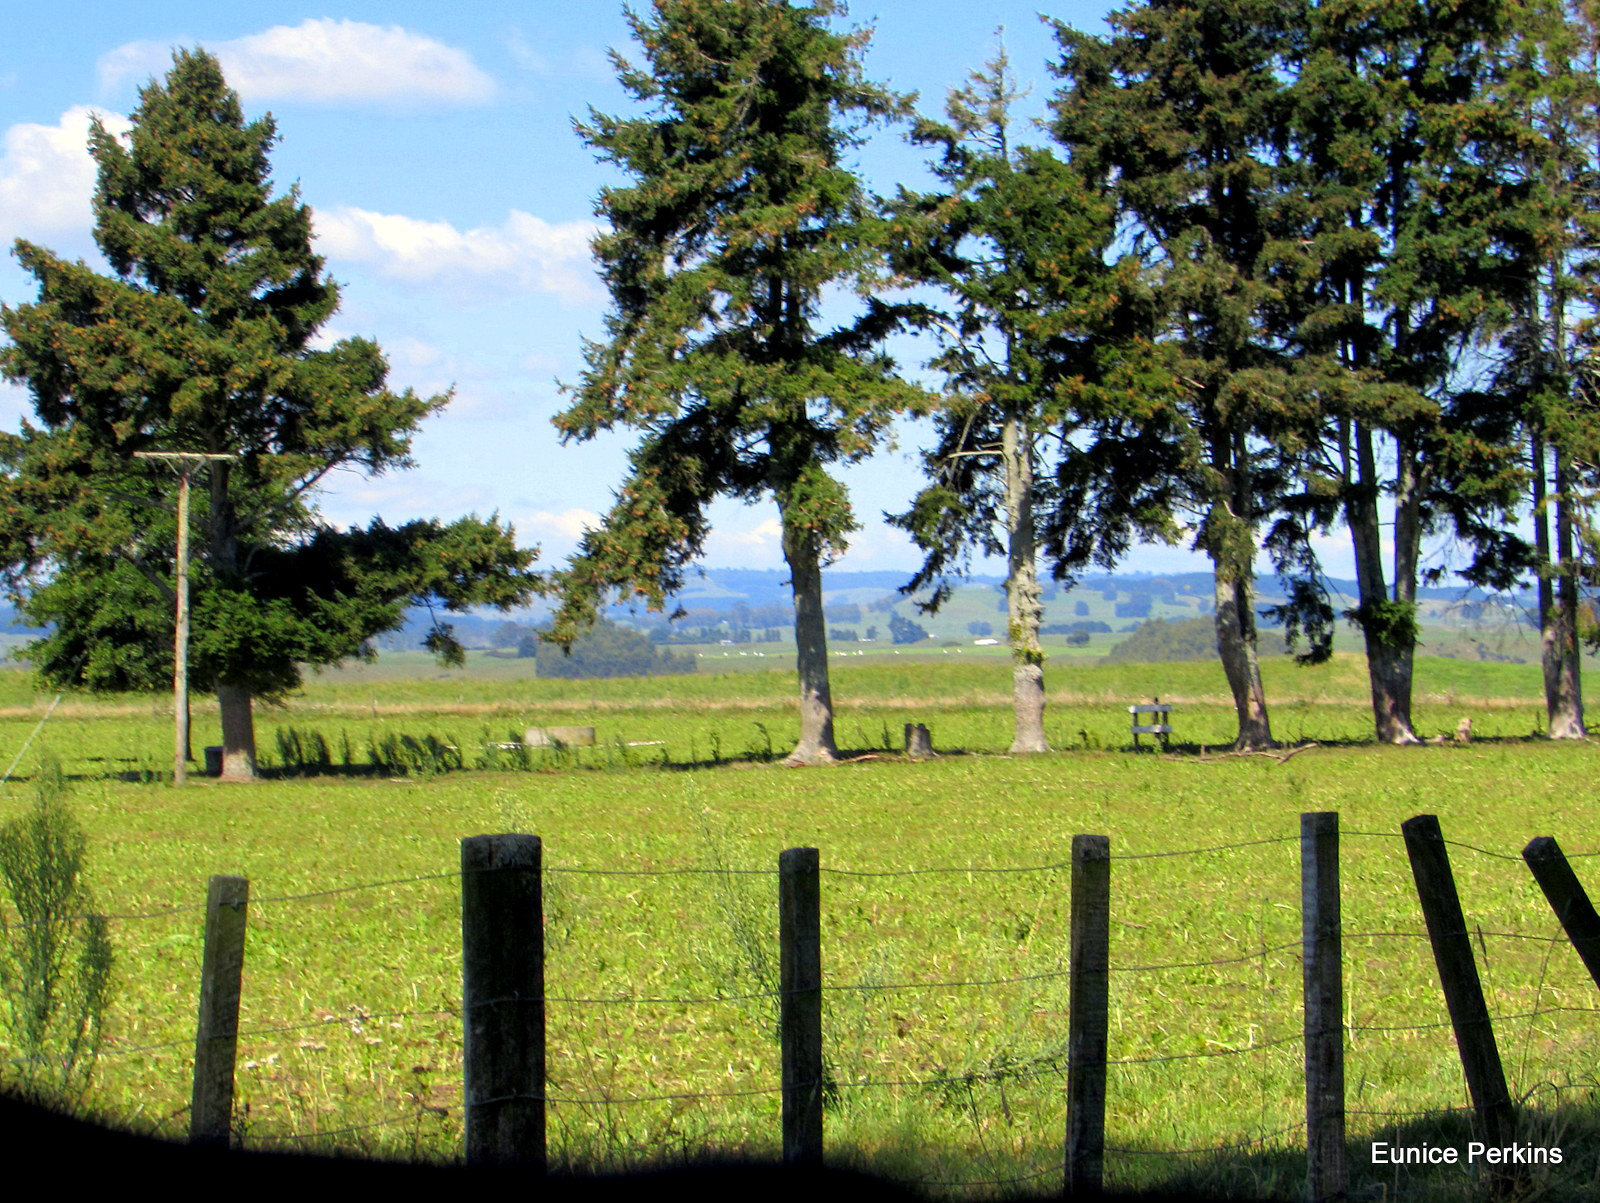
0 651 1598 1200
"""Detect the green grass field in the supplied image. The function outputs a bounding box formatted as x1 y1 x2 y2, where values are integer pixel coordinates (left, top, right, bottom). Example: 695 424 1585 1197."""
0 650 1597 1200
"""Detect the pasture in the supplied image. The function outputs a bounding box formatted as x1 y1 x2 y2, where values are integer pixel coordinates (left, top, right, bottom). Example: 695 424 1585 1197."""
1 650 1598 1200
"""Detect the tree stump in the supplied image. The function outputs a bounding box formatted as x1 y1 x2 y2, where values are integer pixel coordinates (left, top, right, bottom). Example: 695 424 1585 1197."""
904 723 935 760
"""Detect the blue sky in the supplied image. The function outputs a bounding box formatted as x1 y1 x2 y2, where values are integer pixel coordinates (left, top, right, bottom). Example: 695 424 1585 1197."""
0 1 1378 584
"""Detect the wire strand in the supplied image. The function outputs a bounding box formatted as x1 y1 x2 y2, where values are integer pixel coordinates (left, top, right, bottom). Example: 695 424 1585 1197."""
1106 1122 1302 1156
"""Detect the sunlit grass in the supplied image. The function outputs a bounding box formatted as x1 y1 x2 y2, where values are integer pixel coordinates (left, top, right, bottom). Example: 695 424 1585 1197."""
0 653 1595 1199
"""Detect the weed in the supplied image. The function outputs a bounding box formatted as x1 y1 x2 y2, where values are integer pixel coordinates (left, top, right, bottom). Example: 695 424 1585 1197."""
367 732 463 778
0 757 113 1105
690 802 778 1041
274 727 332 776
749 722 774 763
473 729 532 772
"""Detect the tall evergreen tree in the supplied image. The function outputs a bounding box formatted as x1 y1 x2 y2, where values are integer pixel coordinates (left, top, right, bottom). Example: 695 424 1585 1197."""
0 50 538 780
1486 0 1600 737
549 0 919 765
1051 0 1314 750
888 47 1148 753
1283 0 1534 743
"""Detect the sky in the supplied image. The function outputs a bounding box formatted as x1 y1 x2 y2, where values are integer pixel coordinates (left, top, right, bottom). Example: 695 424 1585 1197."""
0 0 1391 589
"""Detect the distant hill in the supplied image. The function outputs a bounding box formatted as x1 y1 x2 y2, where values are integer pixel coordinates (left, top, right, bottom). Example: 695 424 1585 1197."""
367 568 1539 653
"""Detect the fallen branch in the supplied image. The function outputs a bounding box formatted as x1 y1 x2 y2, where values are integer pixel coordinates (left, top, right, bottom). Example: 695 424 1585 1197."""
1184 741 1322 765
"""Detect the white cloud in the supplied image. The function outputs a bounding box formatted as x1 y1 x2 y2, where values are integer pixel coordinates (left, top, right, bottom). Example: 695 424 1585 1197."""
388 336 446 372
702 518 786 569
313 205 601 304
727 518 783 549
523 508 601 541
0 106 129 243
505 28 552 76
99 20 495 108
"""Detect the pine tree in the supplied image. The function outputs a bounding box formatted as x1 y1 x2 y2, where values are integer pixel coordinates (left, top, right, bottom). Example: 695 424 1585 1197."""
1050 0 1313 751
1283 0 1535 743
0 50 538 780
1485 0 1600 738
887 47 1147 753
550 0 920 765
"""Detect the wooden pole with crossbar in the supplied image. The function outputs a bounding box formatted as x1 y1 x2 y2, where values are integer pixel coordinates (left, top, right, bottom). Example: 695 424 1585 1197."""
133 451 237 785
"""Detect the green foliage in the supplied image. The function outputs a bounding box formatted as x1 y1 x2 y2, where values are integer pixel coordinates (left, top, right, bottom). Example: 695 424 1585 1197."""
0 759 112 1103
0 49 538 759
535 617 695 680
1345 599 1421 653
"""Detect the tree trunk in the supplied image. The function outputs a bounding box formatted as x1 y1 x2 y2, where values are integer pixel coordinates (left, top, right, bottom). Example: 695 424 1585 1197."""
1345 422 1421 745
1201 424 1273 751
1211 554 1274 751
209 463 259 780
1003 412 1049 754
779 502 837 766
1549 445 1587 738
216 681 258 781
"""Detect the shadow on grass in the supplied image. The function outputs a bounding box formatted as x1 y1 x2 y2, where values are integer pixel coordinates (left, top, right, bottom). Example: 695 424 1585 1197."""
16 1083 1598 1201
1078 1103 1600 1203
32 729 1578 785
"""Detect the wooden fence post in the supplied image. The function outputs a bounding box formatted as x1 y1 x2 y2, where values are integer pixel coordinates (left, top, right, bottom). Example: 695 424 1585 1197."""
1066 834 1110 1195
190 874 248 1148
780 846 824 1166
1522 836 1600 993
1401 815 1514 1148
461 833 545 1170
1302 812 1346 1203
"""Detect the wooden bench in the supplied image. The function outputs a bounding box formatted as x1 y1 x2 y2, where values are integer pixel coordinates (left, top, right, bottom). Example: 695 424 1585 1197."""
1129 697 1172 750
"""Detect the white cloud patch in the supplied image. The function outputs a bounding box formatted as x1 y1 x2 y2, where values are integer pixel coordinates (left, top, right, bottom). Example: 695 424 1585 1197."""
524 508 601 542
313 205 600 304
0 106 129 242
505 28 552 76
727 518 782 549
100 20 495 108
702 518 786 569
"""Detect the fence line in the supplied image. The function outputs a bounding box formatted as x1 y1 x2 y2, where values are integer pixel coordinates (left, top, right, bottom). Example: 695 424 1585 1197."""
882 1162 1062 1191
1347 1105 1476 1120
15 811 1600 1198
1106 1121 1304 1156
250 1114 421 1144
1109 835 1301 860
16 835 1600 932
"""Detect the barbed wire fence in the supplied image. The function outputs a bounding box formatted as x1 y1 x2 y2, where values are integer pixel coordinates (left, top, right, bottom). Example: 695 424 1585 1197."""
4 816 1600 1197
